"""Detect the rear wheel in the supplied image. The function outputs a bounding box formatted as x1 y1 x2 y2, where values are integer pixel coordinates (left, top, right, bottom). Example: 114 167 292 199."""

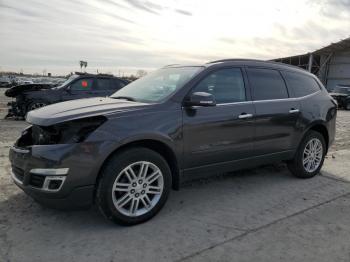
96 147 172 225
288 131 326 178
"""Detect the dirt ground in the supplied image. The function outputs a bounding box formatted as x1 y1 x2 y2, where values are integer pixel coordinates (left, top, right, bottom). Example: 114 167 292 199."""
1 88 350 262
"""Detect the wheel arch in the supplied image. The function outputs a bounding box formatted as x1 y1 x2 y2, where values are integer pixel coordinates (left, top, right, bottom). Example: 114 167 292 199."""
26 98 49 111
95 138 181 192
305 122 330 152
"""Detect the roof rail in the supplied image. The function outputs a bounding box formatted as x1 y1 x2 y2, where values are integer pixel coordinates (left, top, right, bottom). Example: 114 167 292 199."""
74 72 114 77
74 72 88 75
206 58 267 64
205 58 310 73
97 73 114 77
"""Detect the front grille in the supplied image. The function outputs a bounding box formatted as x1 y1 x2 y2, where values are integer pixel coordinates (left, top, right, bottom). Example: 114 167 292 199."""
29 174 45 188
12 166 24 182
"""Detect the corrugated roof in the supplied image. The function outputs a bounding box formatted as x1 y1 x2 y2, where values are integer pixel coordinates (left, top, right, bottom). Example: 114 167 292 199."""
314 36 350 54
273 36 350 61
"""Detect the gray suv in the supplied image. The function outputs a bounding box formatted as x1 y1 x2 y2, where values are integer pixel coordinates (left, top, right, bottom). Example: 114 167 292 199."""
9 59 337 225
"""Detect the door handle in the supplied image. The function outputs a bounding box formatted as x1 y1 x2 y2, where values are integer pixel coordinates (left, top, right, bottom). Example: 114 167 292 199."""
289 108 300 114
238 113 253 119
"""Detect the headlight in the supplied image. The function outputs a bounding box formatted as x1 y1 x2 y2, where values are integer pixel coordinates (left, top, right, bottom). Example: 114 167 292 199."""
26 116 106 146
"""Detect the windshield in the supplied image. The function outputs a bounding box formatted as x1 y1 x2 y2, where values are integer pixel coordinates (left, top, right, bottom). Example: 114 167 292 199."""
55 75 79 89
111 66 203 102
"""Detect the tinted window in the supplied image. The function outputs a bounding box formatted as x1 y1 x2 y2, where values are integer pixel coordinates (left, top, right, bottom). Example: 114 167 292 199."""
247 68 288 100
96 78 111 90
70 78 93 91
282 71 321 97
192 68 246 103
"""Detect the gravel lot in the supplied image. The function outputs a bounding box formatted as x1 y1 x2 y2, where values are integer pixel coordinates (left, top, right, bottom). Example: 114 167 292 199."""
1 88 350 262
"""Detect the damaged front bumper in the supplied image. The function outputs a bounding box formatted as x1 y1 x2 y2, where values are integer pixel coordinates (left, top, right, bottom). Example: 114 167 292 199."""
9 142 101 210
5 101 25 119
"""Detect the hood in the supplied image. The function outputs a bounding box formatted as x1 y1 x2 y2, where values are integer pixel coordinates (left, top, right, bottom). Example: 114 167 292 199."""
5 83 53 97
26 97 149 126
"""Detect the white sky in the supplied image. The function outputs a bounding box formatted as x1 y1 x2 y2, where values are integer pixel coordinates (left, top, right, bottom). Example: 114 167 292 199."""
0 0 350 75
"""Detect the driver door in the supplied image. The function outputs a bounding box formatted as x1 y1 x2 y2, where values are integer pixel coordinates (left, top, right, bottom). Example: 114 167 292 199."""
182 68 255 173
61 77 95 101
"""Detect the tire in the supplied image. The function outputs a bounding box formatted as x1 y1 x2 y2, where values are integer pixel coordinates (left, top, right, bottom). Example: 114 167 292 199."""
288 130 326 178
27 100 48 113
96 147 172 226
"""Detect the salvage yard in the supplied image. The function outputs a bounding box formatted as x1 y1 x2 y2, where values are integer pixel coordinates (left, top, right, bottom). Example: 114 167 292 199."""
1 89 350 262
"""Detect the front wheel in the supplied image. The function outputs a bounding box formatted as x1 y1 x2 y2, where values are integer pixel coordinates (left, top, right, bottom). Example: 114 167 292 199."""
27 100 48 112
288 131 326 178
96 147 172 226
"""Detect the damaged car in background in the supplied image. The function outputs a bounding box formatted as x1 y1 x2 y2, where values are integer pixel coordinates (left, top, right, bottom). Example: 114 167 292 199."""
5 72 128 118
329 85 350 110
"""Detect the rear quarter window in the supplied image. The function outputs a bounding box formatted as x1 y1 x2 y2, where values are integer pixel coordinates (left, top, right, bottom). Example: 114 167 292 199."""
282 71 321 97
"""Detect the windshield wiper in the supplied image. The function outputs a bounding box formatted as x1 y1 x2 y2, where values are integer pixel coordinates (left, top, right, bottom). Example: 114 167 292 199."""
112 96 136 101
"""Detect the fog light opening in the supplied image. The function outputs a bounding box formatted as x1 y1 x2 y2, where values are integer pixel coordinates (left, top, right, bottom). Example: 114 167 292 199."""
42 176 66 192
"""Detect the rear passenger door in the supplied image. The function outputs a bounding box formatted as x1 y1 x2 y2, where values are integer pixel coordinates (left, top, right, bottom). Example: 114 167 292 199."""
93 78 126 97
246 67 300 155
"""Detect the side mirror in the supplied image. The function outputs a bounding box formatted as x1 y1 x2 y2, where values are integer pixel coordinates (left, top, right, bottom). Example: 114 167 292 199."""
184 92 216 107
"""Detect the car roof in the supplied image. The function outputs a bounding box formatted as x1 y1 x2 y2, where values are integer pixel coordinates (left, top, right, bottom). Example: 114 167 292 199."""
74 72 117 78
165 58 311 76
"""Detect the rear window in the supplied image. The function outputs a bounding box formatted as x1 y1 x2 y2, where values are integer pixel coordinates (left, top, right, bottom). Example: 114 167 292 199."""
247 68 289 101
282 71 321 97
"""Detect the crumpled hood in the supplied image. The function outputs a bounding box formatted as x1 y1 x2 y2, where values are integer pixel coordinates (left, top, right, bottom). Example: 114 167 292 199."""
5 83 53 97
26 97 149 126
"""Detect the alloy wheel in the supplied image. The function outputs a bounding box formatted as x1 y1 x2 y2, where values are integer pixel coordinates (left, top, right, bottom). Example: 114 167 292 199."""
112 161 164 217
302 138 323 173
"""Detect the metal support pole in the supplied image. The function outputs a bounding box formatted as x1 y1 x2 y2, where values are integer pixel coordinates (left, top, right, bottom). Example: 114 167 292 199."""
308 53 314 72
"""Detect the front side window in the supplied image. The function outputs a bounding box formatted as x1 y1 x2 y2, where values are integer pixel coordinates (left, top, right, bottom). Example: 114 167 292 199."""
191 68 246 104
282 71 321 97
247 68 288 101
111 67 203 102
70 78 93 91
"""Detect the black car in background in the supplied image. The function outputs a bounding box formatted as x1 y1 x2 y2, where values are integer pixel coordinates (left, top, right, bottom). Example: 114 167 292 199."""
329 85 350 110
5 72 128 118
9 59 337 225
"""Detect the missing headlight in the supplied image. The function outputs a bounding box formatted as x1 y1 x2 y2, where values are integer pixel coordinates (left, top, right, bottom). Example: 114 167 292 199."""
17 116 107 147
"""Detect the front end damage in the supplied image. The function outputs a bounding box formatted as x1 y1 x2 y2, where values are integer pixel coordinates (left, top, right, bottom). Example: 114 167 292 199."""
6 97 26 119
9 116 108 209
4 83 54 119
